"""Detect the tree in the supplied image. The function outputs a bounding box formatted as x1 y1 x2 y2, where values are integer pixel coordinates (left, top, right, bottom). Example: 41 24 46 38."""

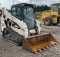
35 5 51 12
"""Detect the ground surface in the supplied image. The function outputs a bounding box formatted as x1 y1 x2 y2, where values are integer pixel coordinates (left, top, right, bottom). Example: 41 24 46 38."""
0 20 60 57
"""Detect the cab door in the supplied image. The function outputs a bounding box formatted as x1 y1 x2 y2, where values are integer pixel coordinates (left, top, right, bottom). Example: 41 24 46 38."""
23 6 35 30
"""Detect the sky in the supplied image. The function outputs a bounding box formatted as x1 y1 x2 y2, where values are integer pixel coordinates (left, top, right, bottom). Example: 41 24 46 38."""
0 0 60 9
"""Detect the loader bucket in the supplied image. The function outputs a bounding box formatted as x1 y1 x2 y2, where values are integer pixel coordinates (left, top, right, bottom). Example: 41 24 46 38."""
22 33 58 53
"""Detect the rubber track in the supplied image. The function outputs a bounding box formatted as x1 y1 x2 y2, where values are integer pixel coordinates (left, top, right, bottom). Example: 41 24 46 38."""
3 27 24 46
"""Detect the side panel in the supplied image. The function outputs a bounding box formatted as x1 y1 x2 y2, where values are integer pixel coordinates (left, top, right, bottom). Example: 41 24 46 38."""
50 11 58 23
1 8 29 37
1 16 6 31
40 11 51 20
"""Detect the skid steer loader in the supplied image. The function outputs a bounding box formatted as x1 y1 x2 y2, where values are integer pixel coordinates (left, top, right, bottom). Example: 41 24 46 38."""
0 3 58 53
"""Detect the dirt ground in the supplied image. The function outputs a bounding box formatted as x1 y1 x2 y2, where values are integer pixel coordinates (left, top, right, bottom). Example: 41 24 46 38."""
0 20 60 57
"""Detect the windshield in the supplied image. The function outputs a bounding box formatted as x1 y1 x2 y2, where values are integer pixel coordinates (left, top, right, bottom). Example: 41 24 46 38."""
23 6 35 29
27 7 34 18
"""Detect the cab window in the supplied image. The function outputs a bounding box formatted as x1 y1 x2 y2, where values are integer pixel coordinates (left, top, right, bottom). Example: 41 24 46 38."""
11 7 22 20
16 8 21 15
52 5 57 11
12 7 16 16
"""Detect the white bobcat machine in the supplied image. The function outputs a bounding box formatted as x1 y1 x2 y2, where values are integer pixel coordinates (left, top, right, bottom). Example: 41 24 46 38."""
0 3 58 53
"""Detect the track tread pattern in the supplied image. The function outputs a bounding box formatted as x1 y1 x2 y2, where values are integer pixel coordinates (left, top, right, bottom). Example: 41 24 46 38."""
3 27 24 46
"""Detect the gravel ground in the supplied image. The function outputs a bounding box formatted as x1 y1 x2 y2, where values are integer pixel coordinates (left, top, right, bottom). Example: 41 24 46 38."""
0 20 60 57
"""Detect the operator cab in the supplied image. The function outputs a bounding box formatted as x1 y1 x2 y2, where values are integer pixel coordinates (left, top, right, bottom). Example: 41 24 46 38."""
11 3 36 30
51 3 60 15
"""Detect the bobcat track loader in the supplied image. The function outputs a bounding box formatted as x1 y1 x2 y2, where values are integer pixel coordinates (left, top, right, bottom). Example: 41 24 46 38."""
0 3 58 53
